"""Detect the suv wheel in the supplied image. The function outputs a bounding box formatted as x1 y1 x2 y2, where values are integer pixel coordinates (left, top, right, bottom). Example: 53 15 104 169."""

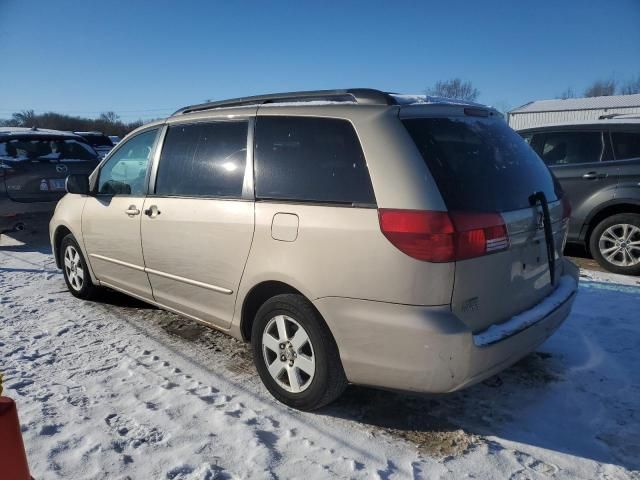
251 294 347 410
590 213 640 276
61 234 100 299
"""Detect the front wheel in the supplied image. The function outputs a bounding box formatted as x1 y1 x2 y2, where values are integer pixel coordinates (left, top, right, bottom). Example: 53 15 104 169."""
60 234 100 299
590 213 640 276
251 294 347 410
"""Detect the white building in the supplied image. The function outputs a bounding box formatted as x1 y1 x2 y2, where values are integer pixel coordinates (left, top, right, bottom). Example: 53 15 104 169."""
507 93 640 130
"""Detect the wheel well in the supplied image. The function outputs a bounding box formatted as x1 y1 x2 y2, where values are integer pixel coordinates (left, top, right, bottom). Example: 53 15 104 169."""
240 281 302 341
53 226 72 268
585 203 640 253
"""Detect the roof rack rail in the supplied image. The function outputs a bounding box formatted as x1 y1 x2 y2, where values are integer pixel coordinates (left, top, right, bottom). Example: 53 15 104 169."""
173 88 397 115
599 112 640 120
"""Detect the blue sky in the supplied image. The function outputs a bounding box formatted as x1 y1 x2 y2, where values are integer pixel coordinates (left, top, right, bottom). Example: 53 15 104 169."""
1 0 639 121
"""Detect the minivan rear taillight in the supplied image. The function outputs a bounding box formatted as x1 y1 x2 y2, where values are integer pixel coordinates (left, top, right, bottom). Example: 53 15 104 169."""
378 209 509 262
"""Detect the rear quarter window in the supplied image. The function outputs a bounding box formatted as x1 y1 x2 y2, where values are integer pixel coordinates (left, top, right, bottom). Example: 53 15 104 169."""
537 131 603 165
254 116 375 205
611 131 640 160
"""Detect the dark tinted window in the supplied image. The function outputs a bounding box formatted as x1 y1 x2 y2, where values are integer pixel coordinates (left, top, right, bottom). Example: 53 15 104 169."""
0 137 98 162
80 134 113 147
156 122 248 197
403 117 560 212
538 131 603 165
254 116 375 205
612 132 640 160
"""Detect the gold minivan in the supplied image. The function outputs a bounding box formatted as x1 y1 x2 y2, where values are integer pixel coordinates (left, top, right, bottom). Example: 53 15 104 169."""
50 89 579 410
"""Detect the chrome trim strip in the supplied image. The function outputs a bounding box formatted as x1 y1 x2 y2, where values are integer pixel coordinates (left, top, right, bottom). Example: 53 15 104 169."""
148 124 168 194
145 267 233 295
242 116 256 200
89 253 145 272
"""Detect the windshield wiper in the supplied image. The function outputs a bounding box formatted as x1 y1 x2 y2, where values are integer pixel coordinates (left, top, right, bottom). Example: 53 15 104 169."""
530 191 556 286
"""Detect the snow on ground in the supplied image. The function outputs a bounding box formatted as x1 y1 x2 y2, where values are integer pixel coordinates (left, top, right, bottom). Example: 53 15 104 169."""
1 229 639 479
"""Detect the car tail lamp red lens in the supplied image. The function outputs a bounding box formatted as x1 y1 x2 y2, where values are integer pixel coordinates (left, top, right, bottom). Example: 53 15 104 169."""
378 209 509 262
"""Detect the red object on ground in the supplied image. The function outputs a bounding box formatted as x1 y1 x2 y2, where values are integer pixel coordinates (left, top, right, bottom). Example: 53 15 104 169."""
0 397 32 480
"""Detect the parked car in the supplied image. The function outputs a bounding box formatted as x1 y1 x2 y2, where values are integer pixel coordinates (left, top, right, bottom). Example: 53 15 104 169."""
74 131 114 158
50 89 579 410
0 127 100 234
108 135 121 145
519 119 640 275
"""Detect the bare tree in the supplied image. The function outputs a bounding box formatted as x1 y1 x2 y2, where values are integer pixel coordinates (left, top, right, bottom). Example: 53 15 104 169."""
584 79 617 97
426 78 480 102
620 76 640 95
3 111 142 137
12 109 37 127
99 111 120 123
557 87 576 99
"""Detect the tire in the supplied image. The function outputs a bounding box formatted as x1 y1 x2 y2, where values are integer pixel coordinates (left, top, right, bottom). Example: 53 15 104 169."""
589 213 640 276
251 294 347 411
60 234 100 299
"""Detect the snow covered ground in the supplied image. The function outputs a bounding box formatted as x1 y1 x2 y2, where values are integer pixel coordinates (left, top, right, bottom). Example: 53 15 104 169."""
1 229 639 479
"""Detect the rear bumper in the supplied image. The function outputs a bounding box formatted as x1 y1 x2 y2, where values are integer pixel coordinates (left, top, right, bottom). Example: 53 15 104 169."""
0 195 57 232
314 259 579 393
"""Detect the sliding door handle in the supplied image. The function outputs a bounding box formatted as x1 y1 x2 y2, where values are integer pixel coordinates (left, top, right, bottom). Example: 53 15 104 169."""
144 205 161 218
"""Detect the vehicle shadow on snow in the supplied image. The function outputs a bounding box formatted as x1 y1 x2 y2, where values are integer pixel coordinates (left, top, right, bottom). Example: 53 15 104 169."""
323 351 562 459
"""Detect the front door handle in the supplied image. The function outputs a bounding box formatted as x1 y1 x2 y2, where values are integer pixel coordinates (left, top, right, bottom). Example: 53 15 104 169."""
582 171 607 179
125 205 140 216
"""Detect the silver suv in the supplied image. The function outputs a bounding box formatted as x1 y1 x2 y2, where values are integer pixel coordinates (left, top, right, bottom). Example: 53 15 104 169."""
50 89 579 410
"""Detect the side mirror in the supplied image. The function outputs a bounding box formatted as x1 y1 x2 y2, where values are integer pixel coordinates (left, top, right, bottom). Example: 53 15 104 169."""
65 174 90 195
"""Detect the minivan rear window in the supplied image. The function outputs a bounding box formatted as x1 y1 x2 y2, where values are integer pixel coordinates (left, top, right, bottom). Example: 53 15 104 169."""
403 118 560 212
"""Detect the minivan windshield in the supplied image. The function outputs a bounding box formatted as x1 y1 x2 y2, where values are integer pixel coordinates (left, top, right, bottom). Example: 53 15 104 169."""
0 137 99 161
403 117 561 212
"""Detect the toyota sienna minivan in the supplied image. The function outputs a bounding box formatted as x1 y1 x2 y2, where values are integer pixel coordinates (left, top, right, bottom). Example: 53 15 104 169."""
50 89 579 410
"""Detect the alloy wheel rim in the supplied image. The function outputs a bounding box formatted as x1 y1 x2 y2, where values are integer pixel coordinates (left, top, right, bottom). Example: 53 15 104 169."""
262 315 315 393
598 223 640 267
64 245 84 291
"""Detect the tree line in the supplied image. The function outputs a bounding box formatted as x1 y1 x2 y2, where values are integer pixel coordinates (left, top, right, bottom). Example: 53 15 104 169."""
425 76 640 104
558 75 640 99
2 75 638 131
0 110 146 138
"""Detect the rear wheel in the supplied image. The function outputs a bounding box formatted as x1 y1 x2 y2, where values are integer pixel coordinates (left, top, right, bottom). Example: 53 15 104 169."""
251 294 347 410
590 213 640 276
60 234 100 299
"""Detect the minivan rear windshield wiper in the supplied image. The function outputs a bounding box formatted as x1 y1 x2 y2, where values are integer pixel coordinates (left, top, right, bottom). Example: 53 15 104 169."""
530 191 556 286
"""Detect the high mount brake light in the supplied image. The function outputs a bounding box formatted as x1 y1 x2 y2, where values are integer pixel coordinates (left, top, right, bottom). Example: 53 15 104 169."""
378 209 509 262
